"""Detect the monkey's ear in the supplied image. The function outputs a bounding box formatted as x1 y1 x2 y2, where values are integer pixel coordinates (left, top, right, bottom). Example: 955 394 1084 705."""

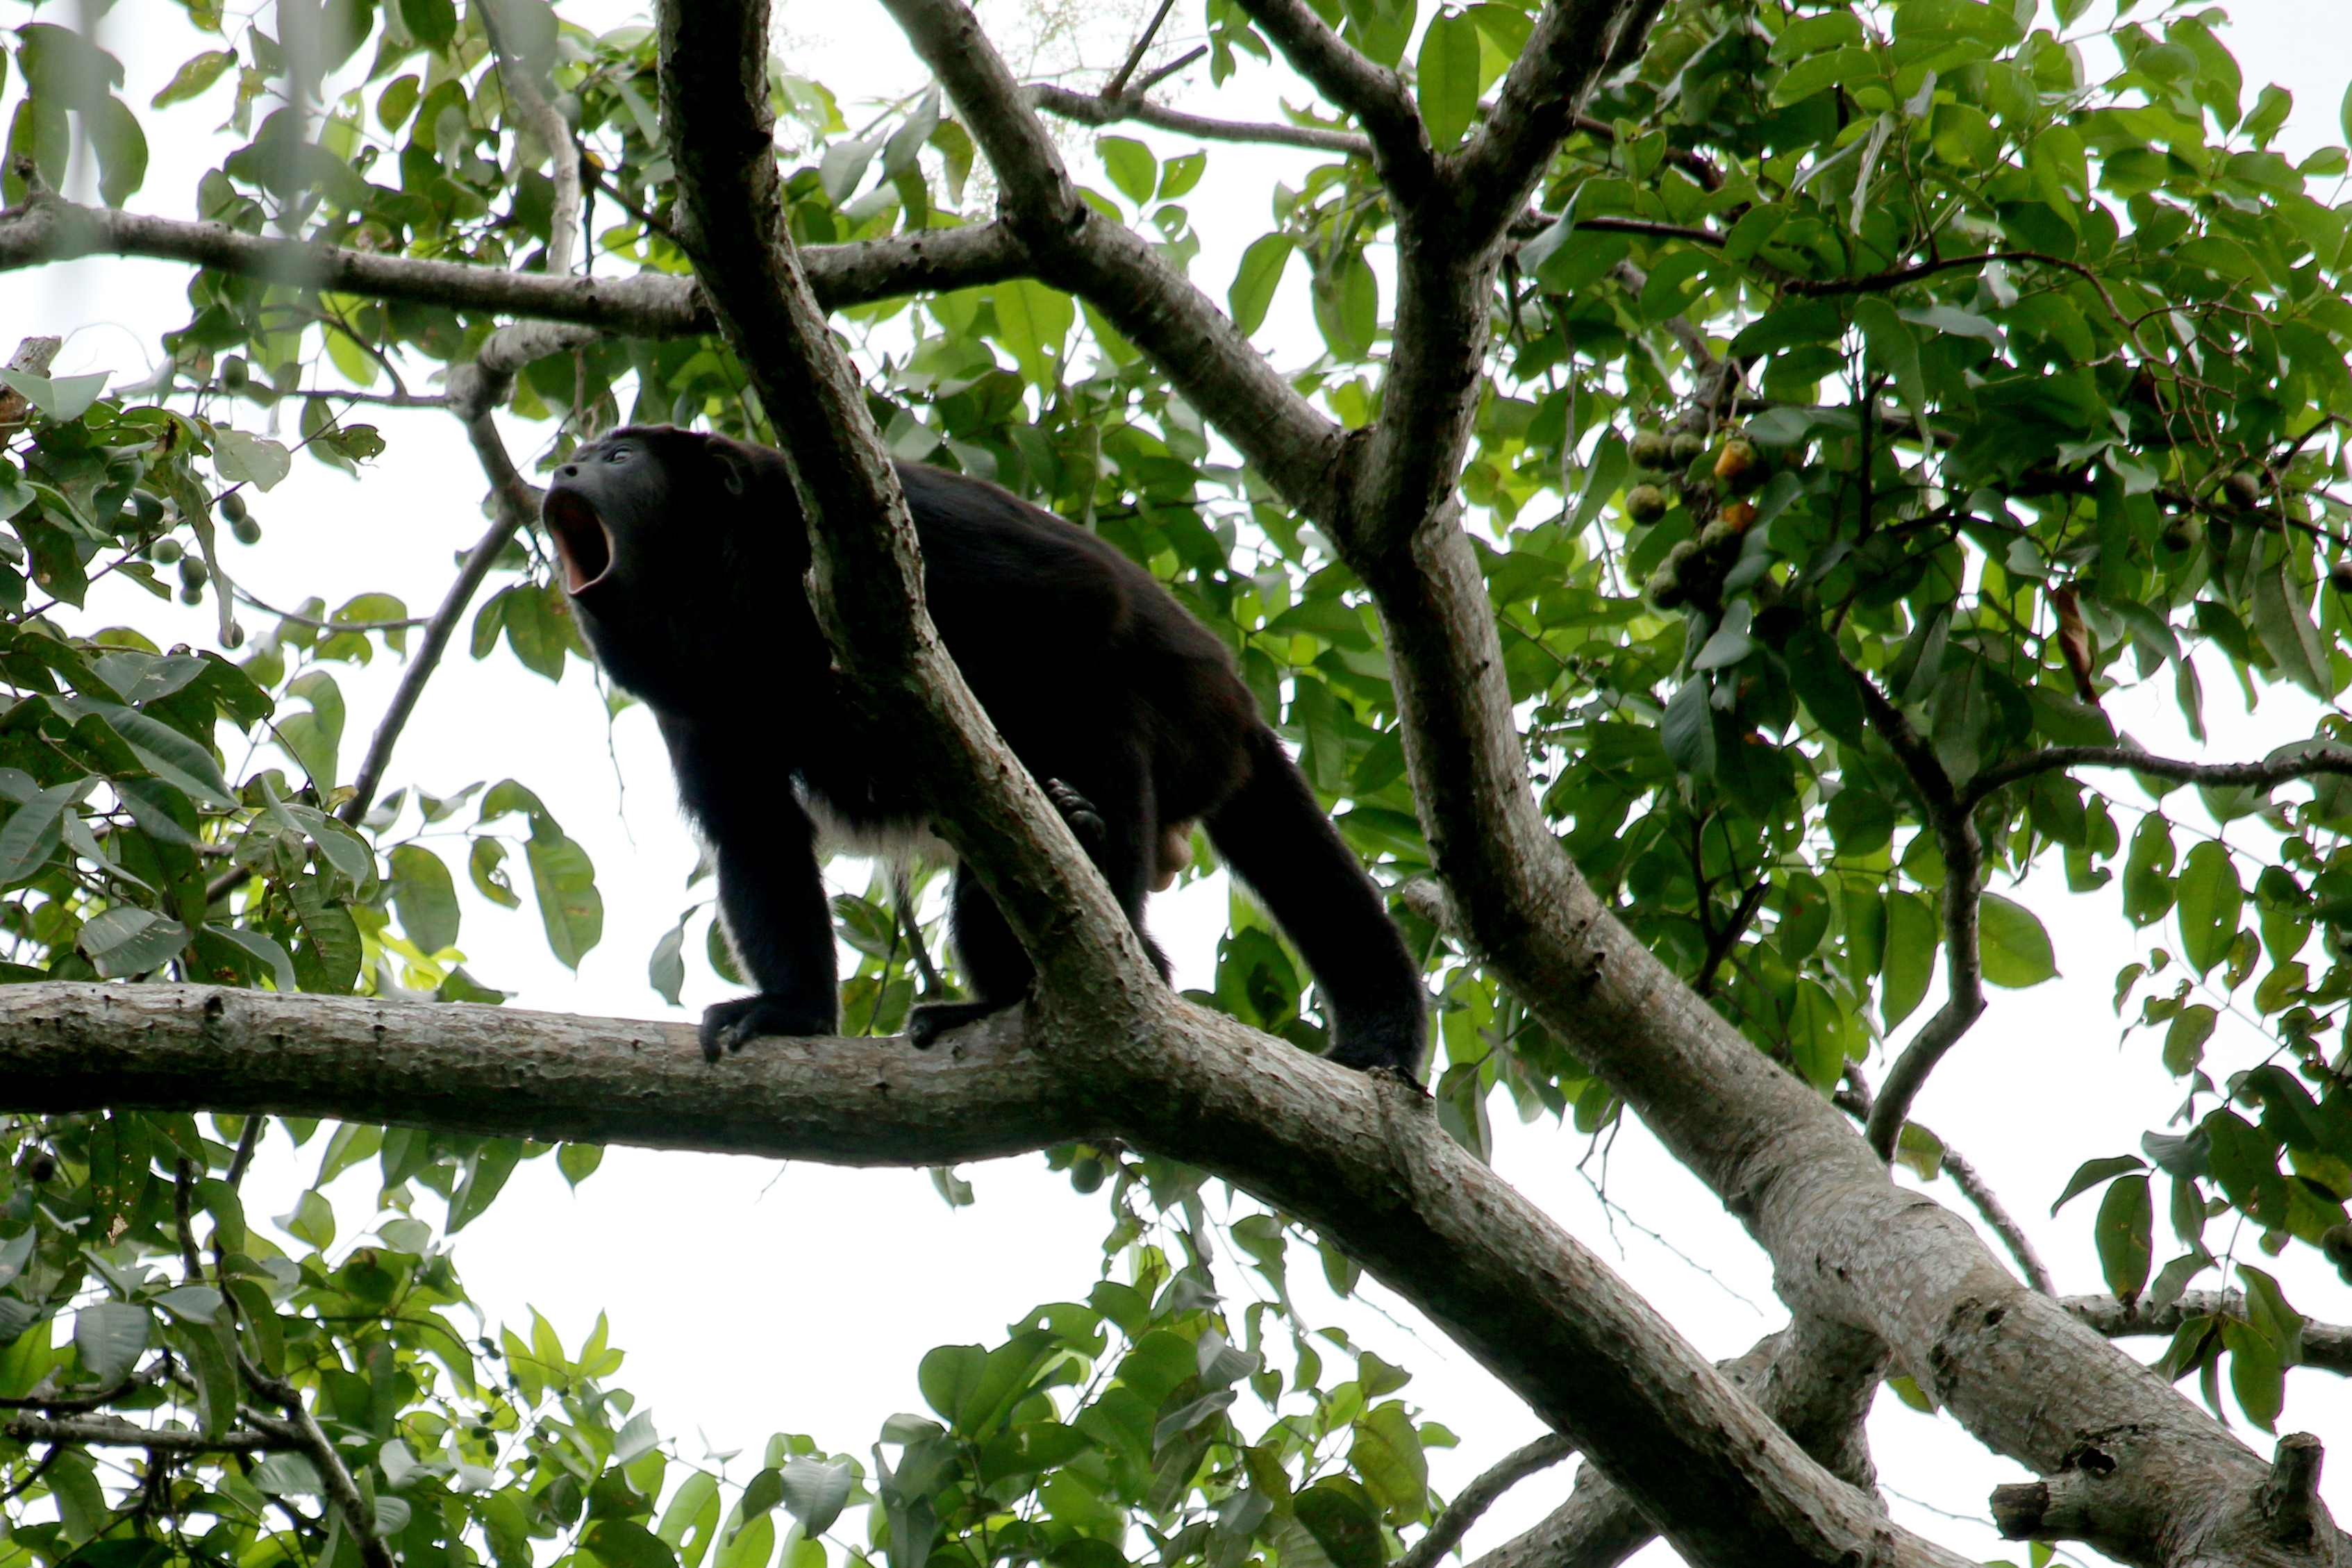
712 451 749 497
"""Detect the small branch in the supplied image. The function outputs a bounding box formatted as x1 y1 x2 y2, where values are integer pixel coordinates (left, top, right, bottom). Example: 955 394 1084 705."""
1028 81 1371 156
2062 1293 2351 1376
1693 876 1768 997
1939 1144 2055 1296
236 1365 393 1568
225 1115 263 1185
476 0 581 276
1228 0 1432 194
1848 664 1985 1162
1396 1432 1576 1568
2260 1433 2328 1548
337 360 539 826
1965 741 2352 809
1101 0 1178 98
2 1414 279 1453
234 588 428 633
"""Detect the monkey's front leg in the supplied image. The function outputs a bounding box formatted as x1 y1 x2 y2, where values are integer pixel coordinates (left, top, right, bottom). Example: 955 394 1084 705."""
702 808 839 1058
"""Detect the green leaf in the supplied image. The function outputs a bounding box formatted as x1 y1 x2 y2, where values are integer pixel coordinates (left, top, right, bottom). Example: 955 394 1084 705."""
1098 135 1156 204
0 369 109 422
212 428 292 492
1978 892 2056 988
526 825 603 969
2122 815 2176 927
399 0 458 47
991 280 1075 386
1228 234 1294 337
1882 890 1937 1028
1158 150 1206 199
1415 10 1482 150
558 1143 603 1187
389 843 460 953
587 1521 680 1568
2094 1174 2153 1301
470 837 521 909
78 906 191 978
448 1140 522 1233
2053 1153 2144 1216
275 669 345 792
778 1459 853 1537
73 1301 150 1384
1349 1403 1427 1520
2249 549 2335 699
1293 1481 1383 1568
649 910 691 1006
503 581 569 681
211 926 297 993
87 94 147 206
151 49 235 108
1660 678 1715 776
0 779 78 884
2176 840 2243 976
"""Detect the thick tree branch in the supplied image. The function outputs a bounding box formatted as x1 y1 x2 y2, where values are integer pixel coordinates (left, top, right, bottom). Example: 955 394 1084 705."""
2064 1294 2352 1376
1453 0 1664 240
0 979 1970 1568
0 193 1031 331
878 0 1349 522
1836 1066 2053 1296
1228 0 1432 194
1396 1433 1577 1568
1965 740 2352 808
1027 82 1372 156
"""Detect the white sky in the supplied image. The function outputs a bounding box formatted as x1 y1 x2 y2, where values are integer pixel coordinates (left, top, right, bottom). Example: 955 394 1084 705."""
6 3 2352 1565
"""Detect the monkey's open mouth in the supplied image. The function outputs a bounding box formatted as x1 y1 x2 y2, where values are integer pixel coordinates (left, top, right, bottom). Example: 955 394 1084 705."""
543 490 614 594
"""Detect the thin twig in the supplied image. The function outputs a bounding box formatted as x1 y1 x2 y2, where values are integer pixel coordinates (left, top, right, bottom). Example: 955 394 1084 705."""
234 587 428 634
1028 81 1368 156
1102 0 1178 98
1965 741 2352 808
236 1365 394 1568
225 1116 264 1185
1396 1433 1578 1568
336 369 540 827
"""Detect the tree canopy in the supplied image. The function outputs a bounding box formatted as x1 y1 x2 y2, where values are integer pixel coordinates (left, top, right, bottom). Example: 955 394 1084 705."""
2 0 2352 1563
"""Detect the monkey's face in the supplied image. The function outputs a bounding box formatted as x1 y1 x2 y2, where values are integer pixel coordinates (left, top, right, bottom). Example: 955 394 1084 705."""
544 426 749 709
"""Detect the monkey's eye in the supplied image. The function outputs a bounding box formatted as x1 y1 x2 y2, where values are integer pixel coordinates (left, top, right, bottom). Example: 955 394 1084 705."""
606 444 633 464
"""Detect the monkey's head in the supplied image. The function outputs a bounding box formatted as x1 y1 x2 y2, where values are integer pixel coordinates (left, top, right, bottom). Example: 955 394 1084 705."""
544 426 794 709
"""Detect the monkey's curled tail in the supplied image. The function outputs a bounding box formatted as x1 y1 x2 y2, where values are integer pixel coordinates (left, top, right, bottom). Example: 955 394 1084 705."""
1203 725 1429 1079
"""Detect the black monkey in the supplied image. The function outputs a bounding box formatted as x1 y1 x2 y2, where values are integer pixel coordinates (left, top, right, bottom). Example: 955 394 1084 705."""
542 426 1428 1078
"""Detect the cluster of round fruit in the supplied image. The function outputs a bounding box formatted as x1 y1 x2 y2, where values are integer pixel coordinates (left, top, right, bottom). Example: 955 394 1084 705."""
1621 426 1766 611
129 490 260 607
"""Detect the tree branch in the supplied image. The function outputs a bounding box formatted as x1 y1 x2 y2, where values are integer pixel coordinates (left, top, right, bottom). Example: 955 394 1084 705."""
336 334 549 827
1836 1066 2053 1296
1 1415 281 1453
1228 0 1432 194
1846 665 1985 1163
1452 0 1665 240
2 978 1975 1568
878 0 1349 522
237 1363 392 1568
1027 81 1372 156
476 0 581 276
2063 1294 2352 1376
1965 740 2352 808
1396 1433 1577 1568
0 193 1031 331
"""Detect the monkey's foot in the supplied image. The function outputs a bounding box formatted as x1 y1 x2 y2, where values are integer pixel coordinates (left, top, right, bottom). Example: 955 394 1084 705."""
1324 1021 1429 1085
1042 778 1106 853
701 994 838 1062
908 999 1014 1049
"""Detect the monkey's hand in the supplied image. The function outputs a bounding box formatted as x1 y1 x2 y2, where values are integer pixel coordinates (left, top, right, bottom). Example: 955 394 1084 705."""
701 993 838 1061
1042 778 1106 854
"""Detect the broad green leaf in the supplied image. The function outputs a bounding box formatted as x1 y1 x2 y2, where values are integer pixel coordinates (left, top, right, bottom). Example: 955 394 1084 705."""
1416 10 1483 149
1229 234 1294 337
1098 135 1156 204
2094 1174 2153 1301
389 843 460 953
212 428 292 492
2053 1153 2144 1215
1978 892 2056 988
2176 840 2243 976
527 826 603 968
151 49 234 108
73 1301 150 1384
778 1460 853 1537
1882 890 1937 1028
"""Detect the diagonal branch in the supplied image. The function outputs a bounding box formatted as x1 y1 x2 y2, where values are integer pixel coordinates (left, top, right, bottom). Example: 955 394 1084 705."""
476 0 581 276
1396 1433 1577 1568
1836 1067 2054 1296
1451 0 1665 240
1027 81 1372 156
878 0 1349 523
1228 0 1431 192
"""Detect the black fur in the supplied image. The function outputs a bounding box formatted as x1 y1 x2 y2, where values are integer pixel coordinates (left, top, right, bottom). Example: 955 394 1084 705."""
543 426 1428 1078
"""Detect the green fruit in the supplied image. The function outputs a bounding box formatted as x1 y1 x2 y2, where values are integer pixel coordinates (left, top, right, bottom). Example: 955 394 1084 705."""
178 556 208 590
219 356 249 391
2224 470 2263 509
2160 517 2197 551
149 538 184 565
219 491 248 523
2330 559 2352 596
1628 430 1673 470
1663 538 1702 572
178 585 203 607
1699 519 1740 555
231 515 261 546
1648 569 1685 608
1625 483 1670 523
1669 432 1705 464
222 622 246 650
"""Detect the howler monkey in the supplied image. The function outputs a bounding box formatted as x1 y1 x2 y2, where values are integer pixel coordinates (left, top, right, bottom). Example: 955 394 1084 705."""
542 426 1427 1078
